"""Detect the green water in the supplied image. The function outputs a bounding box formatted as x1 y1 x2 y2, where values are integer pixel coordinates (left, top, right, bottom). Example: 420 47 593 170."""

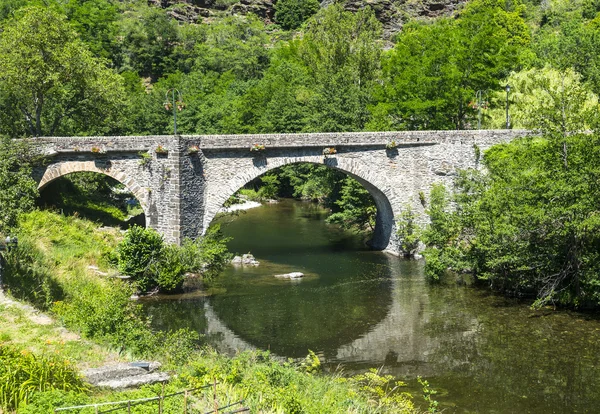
143 199 600 413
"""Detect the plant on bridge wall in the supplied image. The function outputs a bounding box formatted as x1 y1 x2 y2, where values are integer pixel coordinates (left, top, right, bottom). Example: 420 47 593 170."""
250 143 265 152
155 145 168 154
322 147 336 156
90 146 105 154
385 141 397 150
138 151 151 166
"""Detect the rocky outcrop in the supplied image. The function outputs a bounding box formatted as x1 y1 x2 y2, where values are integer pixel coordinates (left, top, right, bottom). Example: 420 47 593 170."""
148 0 467 39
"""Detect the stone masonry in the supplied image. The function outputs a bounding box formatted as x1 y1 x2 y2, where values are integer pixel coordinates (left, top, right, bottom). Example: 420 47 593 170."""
33 130 527 254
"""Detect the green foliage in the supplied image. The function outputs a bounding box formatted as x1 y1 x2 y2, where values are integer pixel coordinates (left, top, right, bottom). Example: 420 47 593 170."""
116 5 179 80
258 173 281 200
0 6 126 136
149 244 186 293
417 376 439 413
347 368 414 411
396 205 422 257
116 225 164 292
422 129 600 307
195 224 233 282
0 344 87 412
274 0 320 30
2 239 62 310
486 66 599 133
0 137 38 233
182 350 415 413
373 0 531 130
326 177 376 232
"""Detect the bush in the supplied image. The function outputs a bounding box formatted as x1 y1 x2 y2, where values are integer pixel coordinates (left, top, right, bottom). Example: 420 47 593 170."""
116 225 164 292
195 225 232 282
150 244 186 293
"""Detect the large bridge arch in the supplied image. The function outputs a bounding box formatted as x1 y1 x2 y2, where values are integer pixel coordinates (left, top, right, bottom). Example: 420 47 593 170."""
201 153 403 252
37 160 149 215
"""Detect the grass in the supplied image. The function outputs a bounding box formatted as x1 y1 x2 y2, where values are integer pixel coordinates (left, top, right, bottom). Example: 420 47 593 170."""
0 301 122 369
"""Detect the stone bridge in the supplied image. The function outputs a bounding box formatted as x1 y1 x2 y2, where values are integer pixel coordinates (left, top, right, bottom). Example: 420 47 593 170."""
33 130 525 253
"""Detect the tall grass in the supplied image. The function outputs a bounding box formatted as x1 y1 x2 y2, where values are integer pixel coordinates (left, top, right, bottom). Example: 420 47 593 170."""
0 344 87 412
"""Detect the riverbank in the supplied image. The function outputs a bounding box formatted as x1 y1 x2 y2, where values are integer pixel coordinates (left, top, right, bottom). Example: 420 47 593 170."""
0 209 418 413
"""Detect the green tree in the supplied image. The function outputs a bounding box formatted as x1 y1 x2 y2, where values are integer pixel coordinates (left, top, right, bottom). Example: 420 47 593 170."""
274 0 320 30
485 67 598 133
327 177 376 232
116 225 164 292
116 5 179 80
299 4 382 131
0 137 38 233
372 0 531 130
0 7 125 137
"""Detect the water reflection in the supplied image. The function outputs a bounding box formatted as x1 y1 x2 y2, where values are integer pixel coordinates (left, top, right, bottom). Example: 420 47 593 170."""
142 200 600 413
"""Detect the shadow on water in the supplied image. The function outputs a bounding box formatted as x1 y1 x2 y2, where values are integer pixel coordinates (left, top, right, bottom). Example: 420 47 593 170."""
142 199 600 413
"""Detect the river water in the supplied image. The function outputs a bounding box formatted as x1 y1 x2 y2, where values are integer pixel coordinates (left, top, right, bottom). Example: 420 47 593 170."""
143 199 600 413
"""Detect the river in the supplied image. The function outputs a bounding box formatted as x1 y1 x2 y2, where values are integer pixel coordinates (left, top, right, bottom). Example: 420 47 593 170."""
142 199 600 413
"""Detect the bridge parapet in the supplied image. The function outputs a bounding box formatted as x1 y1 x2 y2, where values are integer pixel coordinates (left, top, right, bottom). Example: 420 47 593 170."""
34 130 528 154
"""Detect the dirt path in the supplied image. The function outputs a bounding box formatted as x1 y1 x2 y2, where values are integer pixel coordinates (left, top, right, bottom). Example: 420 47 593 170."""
0 290 124 369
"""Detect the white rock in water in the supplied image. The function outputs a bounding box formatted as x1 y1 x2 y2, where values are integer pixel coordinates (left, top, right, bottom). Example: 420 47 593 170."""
275 272 304 279
232 254 259 266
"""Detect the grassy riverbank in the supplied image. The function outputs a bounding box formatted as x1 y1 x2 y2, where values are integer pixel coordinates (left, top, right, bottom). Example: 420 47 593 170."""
0 210 417 413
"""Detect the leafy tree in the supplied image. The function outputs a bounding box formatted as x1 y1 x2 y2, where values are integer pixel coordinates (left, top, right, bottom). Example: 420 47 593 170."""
0 137 38 233
372 0 531 130
396 205 422 257
298 4 382 131
327 177 376 232
63 0 120 61
485 67 598 133
0 7 125 136
274 0 320 30
116 5 179 80
192 15 270 80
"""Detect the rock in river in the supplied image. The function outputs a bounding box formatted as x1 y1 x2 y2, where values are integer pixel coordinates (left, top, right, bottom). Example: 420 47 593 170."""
231 254 259 266
274 272 304 279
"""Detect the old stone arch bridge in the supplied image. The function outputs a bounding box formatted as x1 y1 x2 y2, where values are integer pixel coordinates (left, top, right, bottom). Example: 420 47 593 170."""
33 130 525 254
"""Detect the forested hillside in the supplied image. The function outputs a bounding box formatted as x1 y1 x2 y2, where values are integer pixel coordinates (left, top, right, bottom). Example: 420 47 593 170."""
1 0 598 138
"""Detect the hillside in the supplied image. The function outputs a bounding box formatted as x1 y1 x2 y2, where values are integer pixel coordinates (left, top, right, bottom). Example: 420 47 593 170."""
149 0 468 38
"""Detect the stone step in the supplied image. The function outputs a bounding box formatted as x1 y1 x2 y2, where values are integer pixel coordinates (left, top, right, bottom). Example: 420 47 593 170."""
83 362 161 385
94 371 170 389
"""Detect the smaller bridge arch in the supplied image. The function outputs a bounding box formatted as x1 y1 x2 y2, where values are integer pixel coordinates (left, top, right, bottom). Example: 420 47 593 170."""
37 160 149 215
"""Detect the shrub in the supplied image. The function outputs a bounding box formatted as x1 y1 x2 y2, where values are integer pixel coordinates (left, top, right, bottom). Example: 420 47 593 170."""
116 225 164 292
195 225 232 282
396 205 422 257
150 244 186 293
274 0 320 30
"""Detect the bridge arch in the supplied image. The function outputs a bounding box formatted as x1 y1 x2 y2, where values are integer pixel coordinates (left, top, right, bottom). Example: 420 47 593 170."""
203 154 399 251
37 160 149 215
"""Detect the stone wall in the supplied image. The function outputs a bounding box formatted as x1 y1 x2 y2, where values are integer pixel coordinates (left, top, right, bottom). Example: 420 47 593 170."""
33 130 528 252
